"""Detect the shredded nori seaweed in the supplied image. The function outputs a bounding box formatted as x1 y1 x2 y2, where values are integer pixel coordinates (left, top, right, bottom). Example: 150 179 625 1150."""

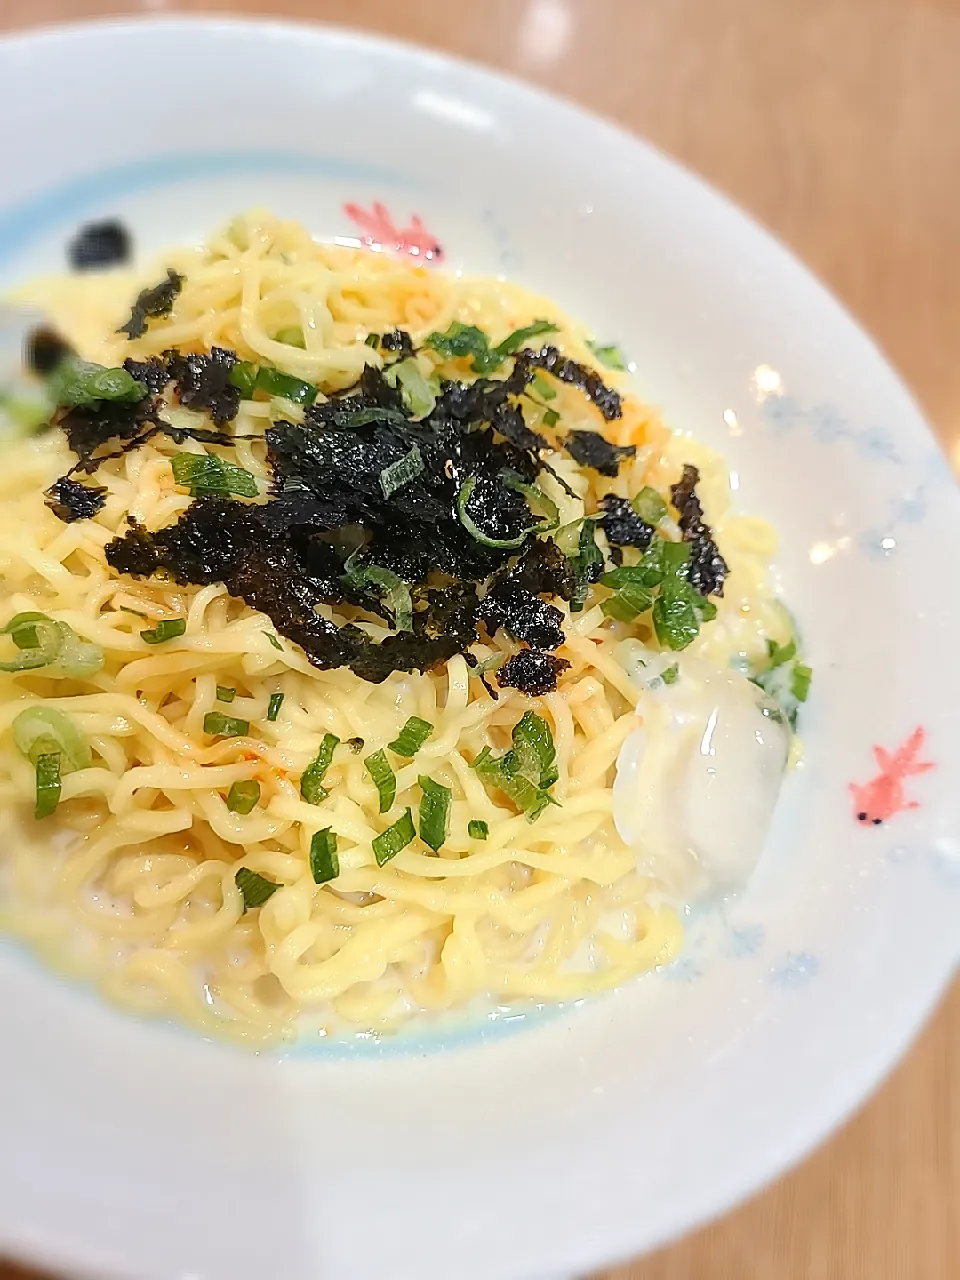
119 269 184 340
166 346 240 425
564 429 636 477
44 476 108 522
670 464 728 597
516 346 623 421
496 648 571 696
58 322 727 689
599 494 655 549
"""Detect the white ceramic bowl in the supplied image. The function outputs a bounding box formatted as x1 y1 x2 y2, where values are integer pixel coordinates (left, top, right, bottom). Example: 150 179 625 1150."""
1 18 957 1280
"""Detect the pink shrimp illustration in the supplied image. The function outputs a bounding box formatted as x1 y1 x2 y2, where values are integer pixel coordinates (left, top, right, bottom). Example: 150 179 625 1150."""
343 201 444 263
849 726 934 826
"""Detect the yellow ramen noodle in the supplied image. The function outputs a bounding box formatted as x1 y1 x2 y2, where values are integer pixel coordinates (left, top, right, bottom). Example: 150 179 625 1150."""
0 213 786 1045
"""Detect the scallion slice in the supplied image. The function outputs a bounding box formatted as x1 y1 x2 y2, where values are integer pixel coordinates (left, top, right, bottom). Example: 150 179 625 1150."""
141 618 186 645
301 733 340 805
171 453 259 499
203 711 250 738
501 473 560 530
372 809 416 866
48 356 146 408
467 819 489 840
342 557 414 633
457 475 531 550
418 776 451 852
530 373 557 401
364 749 396 813
586 339 628 371
235 867 280 910
473 748 556 821
543 408 559 428
0 612 103 677
631 486 668 526
507 711 558 789
254 365 318 405
216 685 236 703
568 518 604 612
13 706 91 772
266 692 284 722
379 444 424 498
387 716 433 757
384 359 438 418
274 326 306 348
309 828 339 884
34 752 62 819
263 631 283 651
661 664 680 685
227 780 260 814
229 361 258 398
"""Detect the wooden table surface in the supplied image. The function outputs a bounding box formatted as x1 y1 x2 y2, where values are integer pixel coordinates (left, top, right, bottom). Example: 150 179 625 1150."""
1 2 957 1278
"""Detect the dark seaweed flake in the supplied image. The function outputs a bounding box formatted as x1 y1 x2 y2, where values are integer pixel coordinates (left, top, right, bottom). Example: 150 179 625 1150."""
380 329 415 356
166 346 240 425
122 357 170 398
670 464 728 597
26 326 73 377
564 429 635 477
44 476 107 523
119 269 184 340
480 583 565 650
600 494 655 549
497 649 570 696
68 220 133 271
517 346 622 421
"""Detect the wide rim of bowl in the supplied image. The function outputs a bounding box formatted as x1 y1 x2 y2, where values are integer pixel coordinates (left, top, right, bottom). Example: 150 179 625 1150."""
0 16 957 1280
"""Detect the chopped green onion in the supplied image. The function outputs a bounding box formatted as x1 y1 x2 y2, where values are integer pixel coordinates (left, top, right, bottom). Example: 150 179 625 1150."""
468 819 489 841
227 780 260 814
342 557 414 633
601 581 654 622
13 706 91 772
651 540 716 651
418 776 451 852
568 518 604 612
426 318 557 375
235 867 280 910
586 339 628 371
229 361 258 398
140 618 186 645
505 711 559 789
0 612 62 672
501 473 560 530
791 663 812 703
631 486 668 526
387 716 433 757
34 753 61 819
365 749 396 813
379 444 425 498
473 748 556 821
384 359 438 418
767 637 798 669
602 543 666 590
301 733 340 805
48 356 146 408
543 409 559 428
530 373 557 401
254 365 317 405
266 692 284 722
274 326 306 348
171 453 259 499
216 685 236 703
310 828 340 884
364 332 381 348
372 808 416 865
0 612 103 677
263 631 283 651
457 475 531 549
204 712 250 738
661 664 679 685
0 392 52 438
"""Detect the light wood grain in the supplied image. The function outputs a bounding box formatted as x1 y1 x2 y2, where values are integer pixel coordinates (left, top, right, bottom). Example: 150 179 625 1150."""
0 3 957 1278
